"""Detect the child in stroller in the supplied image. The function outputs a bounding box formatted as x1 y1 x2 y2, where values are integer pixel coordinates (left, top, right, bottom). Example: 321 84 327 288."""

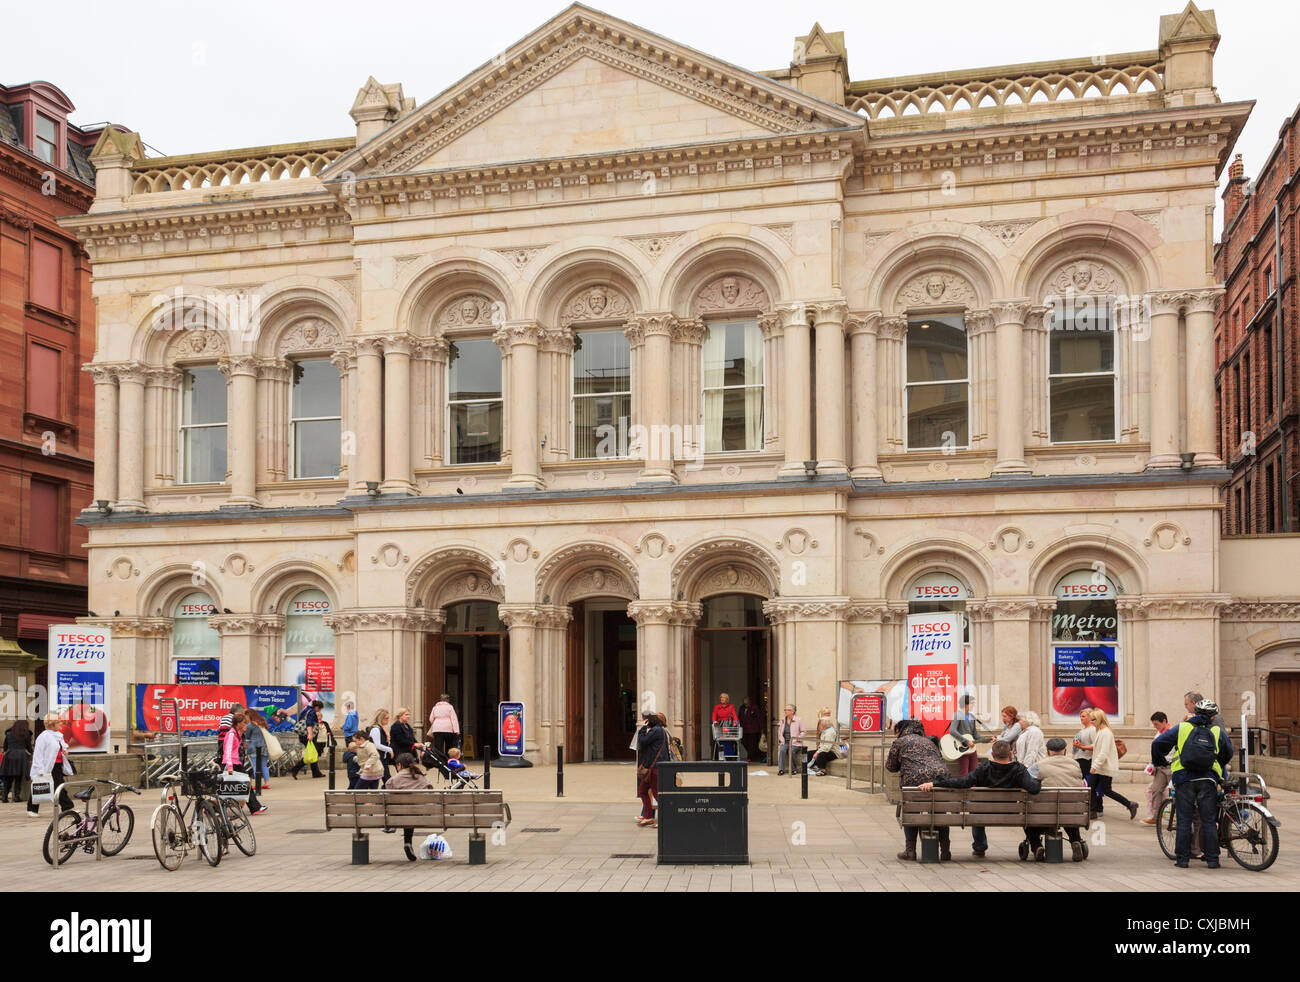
444 748 481 789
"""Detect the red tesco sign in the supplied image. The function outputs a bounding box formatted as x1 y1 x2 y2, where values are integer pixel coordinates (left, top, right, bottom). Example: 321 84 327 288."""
852 693 884 733
304 658 335 691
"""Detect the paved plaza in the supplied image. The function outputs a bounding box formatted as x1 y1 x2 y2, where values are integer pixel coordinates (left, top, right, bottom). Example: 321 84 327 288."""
1 764 1295 891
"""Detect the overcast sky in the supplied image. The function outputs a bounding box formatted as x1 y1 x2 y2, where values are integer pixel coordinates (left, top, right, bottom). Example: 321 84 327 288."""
6 0 1293 229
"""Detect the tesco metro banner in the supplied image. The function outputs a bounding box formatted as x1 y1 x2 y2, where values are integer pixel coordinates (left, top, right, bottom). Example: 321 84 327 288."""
48 625 112 753
905 613 963 738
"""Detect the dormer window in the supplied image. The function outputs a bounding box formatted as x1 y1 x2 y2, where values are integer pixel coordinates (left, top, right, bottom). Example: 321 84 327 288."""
34 113 58 165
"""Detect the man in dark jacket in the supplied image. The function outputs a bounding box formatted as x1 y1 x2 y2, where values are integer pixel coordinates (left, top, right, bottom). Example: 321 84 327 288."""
919 740 1042 858
1151 698 1234 868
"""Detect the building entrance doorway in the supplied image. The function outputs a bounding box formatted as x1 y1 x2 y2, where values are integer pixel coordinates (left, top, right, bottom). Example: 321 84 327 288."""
566 599 637 762
1267 672 1300 758
689 594 771 761
423 601 507 761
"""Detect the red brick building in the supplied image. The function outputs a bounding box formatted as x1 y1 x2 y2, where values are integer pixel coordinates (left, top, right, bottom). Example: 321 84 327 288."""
1215 103 1300 536
0 81 118 661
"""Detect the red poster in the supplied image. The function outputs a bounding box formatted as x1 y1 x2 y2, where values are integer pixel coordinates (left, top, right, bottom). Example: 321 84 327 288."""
852 693 884 733
907 663 959 738
305 658 335 691
160 700 177 734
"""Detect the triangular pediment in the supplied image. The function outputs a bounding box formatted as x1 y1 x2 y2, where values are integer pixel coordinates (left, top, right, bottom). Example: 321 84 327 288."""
327 3 864 179
1159 3 1218 44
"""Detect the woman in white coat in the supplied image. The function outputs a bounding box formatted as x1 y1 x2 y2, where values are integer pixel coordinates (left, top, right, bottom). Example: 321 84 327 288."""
27 713 74 817
1015 710 1047 777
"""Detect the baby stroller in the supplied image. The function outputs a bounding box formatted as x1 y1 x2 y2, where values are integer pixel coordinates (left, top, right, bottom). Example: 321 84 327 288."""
420 744 452 782
445 763 482 790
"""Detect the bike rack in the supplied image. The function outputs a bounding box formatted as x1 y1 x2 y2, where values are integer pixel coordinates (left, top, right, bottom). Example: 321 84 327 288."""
46 779 104 870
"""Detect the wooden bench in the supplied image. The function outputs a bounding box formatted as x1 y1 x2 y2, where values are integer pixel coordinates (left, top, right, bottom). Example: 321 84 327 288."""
899 787 1091 860
324 789 511 865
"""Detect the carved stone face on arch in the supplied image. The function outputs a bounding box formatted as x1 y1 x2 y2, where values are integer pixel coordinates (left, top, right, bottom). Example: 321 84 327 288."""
925 275 946 301
460 298 480 323
304 321 319 344
1072 267 1093 291
587 288 608 316
721 277 740 304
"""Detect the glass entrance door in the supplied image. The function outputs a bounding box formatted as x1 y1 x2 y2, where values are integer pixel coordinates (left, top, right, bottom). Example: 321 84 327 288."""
441 601 507 761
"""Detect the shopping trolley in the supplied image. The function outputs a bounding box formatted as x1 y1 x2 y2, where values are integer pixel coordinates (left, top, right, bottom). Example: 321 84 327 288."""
715 723 742 761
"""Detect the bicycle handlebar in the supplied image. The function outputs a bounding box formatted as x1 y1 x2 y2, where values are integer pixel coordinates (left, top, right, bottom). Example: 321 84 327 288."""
93 777 141 793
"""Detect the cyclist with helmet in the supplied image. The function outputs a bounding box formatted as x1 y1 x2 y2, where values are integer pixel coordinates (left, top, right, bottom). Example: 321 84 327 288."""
1150 698 1234 868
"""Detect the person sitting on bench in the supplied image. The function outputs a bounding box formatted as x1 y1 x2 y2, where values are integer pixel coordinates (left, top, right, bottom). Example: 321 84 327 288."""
918 739 1041 858
1023 737 1088 862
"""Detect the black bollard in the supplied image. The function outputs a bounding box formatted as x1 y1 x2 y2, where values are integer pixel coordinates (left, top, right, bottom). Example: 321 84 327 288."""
329 740 336 790
483 743 492 790
557 746 565 797
801 750 809 800
181 742 188 774
255 748 263 794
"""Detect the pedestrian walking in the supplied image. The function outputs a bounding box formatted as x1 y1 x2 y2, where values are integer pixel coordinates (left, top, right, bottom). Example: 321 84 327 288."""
385 753 432 861
808 710 839 776
427 694 461 756
341 701 359 743
776 704 806 775
242 709 272 789
738 697 763 763
1 720 32 803
1015 710 1047 777
390 708 419 760
351 731 383 790
222 712 266 815
290 699 327 779
1151 698 1233 868
27 713 74 817
886 719 952 861
1087 709 1139 820
1072 708 1096 784
711 693 739 760
635 711 670 827
1142 712 1173 824
369 710 394 785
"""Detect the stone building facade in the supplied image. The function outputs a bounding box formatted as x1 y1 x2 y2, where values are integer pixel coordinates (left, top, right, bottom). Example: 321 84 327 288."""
65 3 1273 760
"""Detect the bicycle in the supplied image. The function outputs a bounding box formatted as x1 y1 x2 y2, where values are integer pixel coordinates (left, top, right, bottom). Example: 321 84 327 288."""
150 769 227 870
213 771 257 857
1155 773 1281 871
42 779 142 866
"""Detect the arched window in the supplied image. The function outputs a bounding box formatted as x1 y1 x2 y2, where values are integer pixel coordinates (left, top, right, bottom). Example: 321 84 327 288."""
1048 299 1116 442
290 359 342 478
283 588 335 713
179 366 227 483
906 315 968 450
447 339 503 464
172 591 219 682
573 328 630 459
1050 569 1121 724
702 320 764 452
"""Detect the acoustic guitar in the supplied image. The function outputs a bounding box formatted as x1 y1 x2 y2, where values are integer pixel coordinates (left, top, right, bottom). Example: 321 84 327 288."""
939 733 979 762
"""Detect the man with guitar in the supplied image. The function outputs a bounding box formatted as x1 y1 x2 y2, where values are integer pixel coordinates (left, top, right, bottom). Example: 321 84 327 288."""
941 694 994 857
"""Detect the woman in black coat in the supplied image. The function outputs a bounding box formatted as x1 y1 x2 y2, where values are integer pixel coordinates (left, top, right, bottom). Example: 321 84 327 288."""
390 708 418 760
1 720 33 803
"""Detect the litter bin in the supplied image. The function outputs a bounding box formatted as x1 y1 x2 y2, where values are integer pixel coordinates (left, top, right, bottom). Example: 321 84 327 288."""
656 760 747 864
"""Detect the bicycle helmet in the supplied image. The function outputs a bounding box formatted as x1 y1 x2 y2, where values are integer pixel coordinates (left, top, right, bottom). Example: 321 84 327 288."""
1194 699 1219 718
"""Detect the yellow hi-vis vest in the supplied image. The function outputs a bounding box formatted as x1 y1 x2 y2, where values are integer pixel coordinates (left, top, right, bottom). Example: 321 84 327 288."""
1171 721 1222 779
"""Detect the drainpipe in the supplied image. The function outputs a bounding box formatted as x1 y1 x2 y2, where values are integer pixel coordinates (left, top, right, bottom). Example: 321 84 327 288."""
1278 200 1291 531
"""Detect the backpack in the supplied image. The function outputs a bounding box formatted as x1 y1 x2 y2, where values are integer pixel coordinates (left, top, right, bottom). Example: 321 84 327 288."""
1179 722 1219 773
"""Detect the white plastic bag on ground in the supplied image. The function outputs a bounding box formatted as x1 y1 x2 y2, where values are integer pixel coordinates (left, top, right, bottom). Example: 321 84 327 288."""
418 833 453 860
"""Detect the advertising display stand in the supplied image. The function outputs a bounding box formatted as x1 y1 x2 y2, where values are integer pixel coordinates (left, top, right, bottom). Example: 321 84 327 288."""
494 702 532 768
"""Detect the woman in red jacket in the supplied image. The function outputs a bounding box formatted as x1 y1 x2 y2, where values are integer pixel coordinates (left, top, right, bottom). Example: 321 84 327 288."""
711 693 739 760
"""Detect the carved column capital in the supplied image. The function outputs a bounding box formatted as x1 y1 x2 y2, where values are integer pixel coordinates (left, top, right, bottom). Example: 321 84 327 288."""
115 362 148 386
627 601 677 626
878 314 908 340
355 336 387 358
380 334 416 357
845 310 881 338
145 367 184 388
989 299 1032 325
758 312 783 339
418 337 450 361
966 308 996 336
775 302 811 331
809 299 849 327
217 354 260 379
497 603 548 629
330 345 357 372
539 328 574 354
492 321 542 351
672 317 706 345
84 363 122 386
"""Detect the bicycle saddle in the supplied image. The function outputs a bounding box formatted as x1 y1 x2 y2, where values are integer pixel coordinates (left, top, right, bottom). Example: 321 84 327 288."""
73 788 94 802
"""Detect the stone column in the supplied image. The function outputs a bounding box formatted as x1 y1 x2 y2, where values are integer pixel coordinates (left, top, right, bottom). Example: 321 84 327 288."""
991 300 1032 475
330 346 356 483
208 614 281 684
669 602 702 741
847 312 881 480
965 309 994 451
625 314 676 483
984 599 1037 714
87 365 119 506
534 606 571 763
1146 293 1183 468
353 338 384 492
421 338 449 468
115 363 147 512
629 601 675 720
495 322 543 490
759 313 783 451
673 319 706 461
1185 289 1224 465
812 300 848 474
1024 306 1049 445
498 604 543 761
380 335 415 495
876 316 907 455
762 599 850 727
778 303 812 475
218 355 259 505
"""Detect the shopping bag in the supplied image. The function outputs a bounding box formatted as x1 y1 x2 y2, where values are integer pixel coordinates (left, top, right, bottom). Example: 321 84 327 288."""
302 741 319 765
758 733 768 753
30 774 55 804
263 728 283 758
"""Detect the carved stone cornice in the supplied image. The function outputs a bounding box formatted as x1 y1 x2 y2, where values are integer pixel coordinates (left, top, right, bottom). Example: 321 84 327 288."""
626 601 677 625
762 598 851 624
1132 594 1231 618
492 321 542 350
845 311 881 338
208 613 284 636
218 354 260 378
76 615 172 638
1147 290 1222 317
989 300 1032 325
1219 602 1300 622
324 608 445 631
672 317 706 346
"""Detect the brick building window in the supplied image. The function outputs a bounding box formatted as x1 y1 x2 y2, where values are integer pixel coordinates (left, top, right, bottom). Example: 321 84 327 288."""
34 112 58 164
1243 352 1252 436
28 478 62 554
906 314 968 450
1235 486 1243 532
1266 462 1276 532
26 341 60 419
1246 477 1254 532
1264 326 1274 415
30 239 62 311
1232 364 1241 451
1265 266 1273 294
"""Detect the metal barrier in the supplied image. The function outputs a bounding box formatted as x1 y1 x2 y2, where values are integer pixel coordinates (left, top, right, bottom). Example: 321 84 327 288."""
138 737 303 789
846 738 893 794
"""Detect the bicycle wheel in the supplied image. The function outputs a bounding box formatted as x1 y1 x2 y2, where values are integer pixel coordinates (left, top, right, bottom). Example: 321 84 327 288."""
42 810 81 866
151 804 186 871
1155 796 1179 861
197 799 224 867
1222 799 1280 872
98 803 135 857
220 798 256 857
